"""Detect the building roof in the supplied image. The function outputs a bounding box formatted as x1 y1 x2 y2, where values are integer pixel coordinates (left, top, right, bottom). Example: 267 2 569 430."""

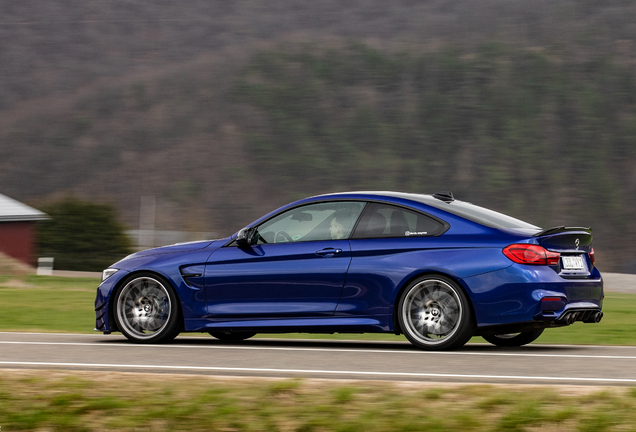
0 193 49 222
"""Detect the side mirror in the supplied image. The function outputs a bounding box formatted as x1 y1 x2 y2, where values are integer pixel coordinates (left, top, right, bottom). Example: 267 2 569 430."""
236 227 256 246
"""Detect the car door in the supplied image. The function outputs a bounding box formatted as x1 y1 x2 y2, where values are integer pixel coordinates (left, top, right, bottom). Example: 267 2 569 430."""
204 201 366 317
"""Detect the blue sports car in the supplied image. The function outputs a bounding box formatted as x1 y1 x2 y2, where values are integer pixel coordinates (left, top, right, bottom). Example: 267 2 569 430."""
95 192 603 350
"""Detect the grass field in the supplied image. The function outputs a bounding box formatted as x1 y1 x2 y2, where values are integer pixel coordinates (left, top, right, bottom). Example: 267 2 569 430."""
0 274 634 346
1 370 635 431
1 275 635 431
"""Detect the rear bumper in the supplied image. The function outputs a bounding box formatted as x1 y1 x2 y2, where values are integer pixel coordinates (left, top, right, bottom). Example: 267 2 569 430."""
463 264 603 328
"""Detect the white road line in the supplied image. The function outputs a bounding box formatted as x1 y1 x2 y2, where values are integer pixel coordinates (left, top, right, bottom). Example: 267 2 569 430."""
1 360 635 383
2 340 636 360
0 332 88 336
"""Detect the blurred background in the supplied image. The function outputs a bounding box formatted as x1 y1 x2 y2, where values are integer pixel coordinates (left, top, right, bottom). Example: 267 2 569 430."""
0 0 635 272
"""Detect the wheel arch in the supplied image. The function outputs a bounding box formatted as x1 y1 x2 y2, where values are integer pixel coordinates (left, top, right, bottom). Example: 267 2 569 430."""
108 269 185 333
391 271 477 335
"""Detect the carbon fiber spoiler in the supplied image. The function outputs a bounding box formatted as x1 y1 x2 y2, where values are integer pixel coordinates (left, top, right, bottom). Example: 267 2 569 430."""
533 226 592 237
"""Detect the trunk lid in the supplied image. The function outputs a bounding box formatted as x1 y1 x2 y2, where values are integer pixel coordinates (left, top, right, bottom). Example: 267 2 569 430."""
535 227 594 278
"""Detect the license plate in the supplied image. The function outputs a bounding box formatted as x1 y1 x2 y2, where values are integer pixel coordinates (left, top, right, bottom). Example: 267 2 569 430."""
562 255 585 270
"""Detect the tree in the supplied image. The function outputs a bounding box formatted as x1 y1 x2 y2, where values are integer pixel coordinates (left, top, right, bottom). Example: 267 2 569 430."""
37 197 132 272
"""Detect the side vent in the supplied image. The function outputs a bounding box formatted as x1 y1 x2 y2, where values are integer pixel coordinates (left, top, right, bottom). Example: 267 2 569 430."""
180 264 205 289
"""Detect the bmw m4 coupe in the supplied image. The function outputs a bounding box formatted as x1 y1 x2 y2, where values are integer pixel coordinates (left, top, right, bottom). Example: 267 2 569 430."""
95 192 603 350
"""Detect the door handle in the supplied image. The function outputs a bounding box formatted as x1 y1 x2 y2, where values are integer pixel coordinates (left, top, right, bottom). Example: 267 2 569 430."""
315 247 342 257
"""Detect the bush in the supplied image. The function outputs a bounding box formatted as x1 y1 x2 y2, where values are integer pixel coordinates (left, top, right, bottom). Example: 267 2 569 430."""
37 197 132 272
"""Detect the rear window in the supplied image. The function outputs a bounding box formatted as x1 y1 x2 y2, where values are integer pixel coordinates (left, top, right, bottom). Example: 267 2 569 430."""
427 200 540 231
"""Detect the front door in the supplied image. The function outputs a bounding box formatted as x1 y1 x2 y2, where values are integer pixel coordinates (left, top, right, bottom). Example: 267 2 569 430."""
204 201 366 317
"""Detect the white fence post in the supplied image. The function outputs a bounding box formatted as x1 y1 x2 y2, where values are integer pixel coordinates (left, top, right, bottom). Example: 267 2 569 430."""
37 257 54 276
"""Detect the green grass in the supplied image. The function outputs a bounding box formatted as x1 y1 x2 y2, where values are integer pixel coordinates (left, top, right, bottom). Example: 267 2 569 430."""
531 293 636 346
1 275 635 346
0 370 635 431
0 275 98 333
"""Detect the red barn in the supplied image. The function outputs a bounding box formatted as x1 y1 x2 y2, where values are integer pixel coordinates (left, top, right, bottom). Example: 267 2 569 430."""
0 194 49 267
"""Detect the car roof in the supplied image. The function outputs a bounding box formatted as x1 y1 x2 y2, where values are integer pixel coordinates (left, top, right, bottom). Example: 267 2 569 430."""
317 191 437 199
312 191 541 232
314 191 453 207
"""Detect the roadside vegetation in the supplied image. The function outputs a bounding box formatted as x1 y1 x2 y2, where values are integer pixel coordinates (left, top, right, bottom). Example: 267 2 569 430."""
1 275 634 346
37 197 132 272
1 370 635 431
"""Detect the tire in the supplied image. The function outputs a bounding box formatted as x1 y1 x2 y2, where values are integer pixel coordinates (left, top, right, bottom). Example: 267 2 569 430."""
114 273 181 343
209 332 257 342
482 329 544 347
398 275 475 351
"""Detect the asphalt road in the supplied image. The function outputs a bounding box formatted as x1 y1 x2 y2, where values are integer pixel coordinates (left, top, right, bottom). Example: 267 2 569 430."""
2 332 636 386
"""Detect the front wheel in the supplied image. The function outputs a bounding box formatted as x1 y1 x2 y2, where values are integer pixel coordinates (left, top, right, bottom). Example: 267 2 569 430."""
482 329 544 347
398 276 475 351
114 273 181 344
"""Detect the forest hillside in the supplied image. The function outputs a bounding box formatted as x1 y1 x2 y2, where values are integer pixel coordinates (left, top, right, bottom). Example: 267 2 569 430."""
1 0 635 271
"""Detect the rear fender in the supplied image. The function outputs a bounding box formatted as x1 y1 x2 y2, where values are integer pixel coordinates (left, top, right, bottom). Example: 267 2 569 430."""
391 271 478 336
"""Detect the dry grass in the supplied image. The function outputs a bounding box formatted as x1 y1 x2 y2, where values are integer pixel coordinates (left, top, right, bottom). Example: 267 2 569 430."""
0 369 635 431
0 252 34 276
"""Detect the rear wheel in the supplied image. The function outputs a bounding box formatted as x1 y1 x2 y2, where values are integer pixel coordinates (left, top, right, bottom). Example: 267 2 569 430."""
114 273 181 343
209 332 257 342
398 276 475 351
482 329 544 347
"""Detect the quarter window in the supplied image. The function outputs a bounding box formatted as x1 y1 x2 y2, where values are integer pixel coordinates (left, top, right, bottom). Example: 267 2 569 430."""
352 203 446 239
256 201 365 244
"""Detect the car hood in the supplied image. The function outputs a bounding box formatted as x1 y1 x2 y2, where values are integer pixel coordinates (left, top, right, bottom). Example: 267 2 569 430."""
124 240 217 259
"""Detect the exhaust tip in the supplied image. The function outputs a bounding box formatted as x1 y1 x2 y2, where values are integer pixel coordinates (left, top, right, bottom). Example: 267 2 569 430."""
557 312 572 326
582 311 604 323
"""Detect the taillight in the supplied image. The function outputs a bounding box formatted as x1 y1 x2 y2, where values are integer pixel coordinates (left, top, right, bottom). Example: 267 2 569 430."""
503 244 560 266
589 247 595 266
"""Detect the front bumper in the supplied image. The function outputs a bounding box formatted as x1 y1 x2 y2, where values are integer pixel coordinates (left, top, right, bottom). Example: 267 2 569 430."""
94 269 130 333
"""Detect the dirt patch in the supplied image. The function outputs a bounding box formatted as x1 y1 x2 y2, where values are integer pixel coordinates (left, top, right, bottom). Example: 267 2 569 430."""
0 278 35 288
0 252 34 276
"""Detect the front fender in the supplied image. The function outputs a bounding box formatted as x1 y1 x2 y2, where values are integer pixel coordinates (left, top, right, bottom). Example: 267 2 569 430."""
94 249 215 332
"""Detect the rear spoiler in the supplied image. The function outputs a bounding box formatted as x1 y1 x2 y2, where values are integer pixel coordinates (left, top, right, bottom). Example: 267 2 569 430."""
533 226 592 237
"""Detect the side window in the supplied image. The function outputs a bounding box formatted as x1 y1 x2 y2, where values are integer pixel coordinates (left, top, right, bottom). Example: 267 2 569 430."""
256 201 365 244
352 203 446 239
